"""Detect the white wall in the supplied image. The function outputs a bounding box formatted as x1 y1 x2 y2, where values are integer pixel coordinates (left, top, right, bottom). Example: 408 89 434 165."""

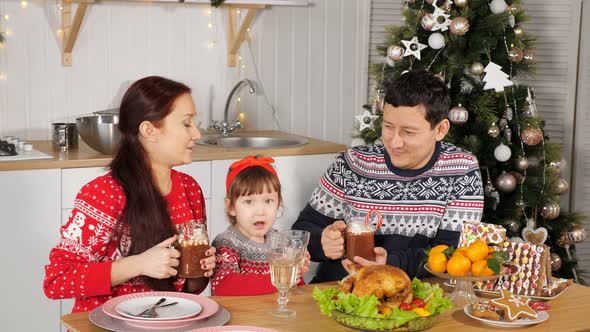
0 0 369 145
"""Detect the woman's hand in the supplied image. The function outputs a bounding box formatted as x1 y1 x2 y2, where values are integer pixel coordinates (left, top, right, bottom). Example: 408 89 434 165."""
341 247 387 274
201 246 216 277
136 235 180 279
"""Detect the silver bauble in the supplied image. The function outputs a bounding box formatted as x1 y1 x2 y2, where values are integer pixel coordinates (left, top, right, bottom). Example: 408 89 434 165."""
514 26 524 38
541 200 560 219
490 0 508 14
428 32 446 49
557 178 570 195
450 17 470 36
470 62 484 76
488 123 500 138
515 156 529 171
495 171 517 193
504 127 512 142
505 219 520 233
509 47 524 63
504 106 513 121
454 0 468 7
550 253 562 271
522 49 535 64
387 45 405 61
507 14 515 28
421 14 437 31
449 104 469 124
568 225 587 243
494 143 512 162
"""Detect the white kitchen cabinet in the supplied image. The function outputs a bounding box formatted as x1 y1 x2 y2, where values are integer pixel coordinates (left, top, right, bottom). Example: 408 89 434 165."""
174 161 212 199
61 166 110 209
0 169 62 332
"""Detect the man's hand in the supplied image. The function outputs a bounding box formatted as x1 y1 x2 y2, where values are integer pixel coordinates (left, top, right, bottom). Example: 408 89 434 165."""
321 220 347 259
341 247 387 274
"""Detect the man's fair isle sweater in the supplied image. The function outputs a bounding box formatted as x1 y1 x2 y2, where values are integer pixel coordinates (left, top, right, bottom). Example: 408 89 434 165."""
43 170 206 313
293 141 484 282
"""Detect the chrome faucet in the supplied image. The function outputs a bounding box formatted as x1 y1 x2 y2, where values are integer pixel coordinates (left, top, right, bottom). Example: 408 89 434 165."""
209 79 256 136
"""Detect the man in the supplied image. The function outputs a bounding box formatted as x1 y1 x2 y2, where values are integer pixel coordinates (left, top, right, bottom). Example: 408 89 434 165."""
292 70 484 283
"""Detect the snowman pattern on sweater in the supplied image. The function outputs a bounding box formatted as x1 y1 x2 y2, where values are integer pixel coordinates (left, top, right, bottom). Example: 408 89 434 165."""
43 170 206 313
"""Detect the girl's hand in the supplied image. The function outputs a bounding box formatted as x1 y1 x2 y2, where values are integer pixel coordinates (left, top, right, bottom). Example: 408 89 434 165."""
299 249 311 278
201 246 217 277
136 235 180 279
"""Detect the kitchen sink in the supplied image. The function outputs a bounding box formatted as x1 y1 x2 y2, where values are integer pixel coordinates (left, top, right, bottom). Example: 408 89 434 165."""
197 135 309 149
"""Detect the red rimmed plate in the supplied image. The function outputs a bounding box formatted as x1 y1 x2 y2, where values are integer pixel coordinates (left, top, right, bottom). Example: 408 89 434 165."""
102 291 219 328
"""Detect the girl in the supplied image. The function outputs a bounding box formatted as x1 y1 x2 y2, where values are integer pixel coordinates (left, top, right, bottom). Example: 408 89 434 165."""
43 76 216 313
211 155 310 295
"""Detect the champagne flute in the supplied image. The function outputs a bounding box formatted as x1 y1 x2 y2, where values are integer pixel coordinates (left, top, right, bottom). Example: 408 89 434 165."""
268 246 299 318
280 230 310 295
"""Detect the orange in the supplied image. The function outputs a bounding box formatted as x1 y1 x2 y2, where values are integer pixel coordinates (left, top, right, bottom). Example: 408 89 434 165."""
427 252 448 273
453 247 468 258
466 240 489 263
471 259 495 277
430 244 449 256
447 255 471 276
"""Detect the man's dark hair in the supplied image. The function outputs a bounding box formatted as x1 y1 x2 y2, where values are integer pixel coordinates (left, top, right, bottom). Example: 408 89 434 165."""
383 70 451 128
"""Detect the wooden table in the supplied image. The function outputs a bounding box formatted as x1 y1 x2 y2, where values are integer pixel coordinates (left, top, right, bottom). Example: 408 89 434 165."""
62 279 590 332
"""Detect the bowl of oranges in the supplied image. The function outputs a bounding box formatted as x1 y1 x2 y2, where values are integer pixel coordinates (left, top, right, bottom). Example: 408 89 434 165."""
424 240 515 307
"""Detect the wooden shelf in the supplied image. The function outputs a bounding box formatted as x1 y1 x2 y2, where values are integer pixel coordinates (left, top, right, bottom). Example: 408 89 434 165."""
59 0 309 67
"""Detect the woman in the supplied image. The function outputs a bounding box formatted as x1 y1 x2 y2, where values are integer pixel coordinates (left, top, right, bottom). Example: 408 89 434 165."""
43 76 216 313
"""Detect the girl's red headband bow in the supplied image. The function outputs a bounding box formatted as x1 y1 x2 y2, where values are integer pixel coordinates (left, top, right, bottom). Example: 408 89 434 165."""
226 155 277 191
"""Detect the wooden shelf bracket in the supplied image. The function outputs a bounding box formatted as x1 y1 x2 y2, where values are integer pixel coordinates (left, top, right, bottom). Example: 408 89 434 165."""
226 5 265 67
61 1 93 67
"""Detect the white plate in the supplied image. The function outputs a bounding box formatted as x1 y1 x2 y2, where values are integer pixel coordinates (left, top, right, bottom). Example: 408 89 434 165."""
464 305 549 328
443 281 569 300
116 296 202 321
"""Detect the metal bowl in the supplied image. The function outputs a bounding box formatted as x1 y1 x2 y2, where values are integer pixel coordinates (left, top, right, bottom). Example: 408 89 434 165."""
76 115 121 154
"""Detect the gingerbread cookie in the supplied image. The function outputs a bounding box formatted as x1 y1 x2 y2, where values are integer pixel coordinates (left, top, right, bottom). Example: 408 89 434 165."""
459 222 507 247
541 278 572 297
469 301 503 321
490 289 538 322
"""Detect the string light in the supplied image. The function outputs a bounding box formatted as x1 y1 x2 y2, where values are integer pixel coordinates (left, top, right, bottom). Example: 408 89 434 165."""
241 64 246 70
4 15 10 20
5 29 13 37
236 10 241 14
207 41 215 48
0 73 7 81
203 8 212 16
237 97 241 102
56 28 63 37
21 1 28 9
207 22 213 29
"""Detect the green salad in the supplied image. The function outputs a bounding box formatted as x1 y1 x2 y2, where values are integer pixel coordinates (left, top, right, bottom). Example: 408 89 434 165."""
313 278 453 331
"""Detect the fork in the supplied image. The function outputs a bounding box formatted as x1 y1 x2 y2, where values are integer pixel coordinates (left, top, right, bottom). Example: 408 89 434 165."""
138 298 167 317
124 301 179 318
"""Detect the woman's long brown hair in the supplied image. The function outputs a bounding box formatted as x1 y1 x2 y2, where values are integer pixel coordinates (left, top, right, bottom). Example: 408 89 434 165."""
110 76 191 291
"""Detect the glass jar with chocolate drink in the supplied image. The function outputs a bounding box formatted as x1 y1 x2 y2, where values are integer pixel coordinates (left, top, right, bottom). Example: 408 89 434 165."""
176 221 209 278
345 216 375 261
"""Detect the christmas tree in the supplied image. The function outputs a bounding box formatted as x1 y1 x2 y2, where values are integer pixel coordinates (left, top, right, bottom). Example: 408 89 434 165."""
357 0 587 283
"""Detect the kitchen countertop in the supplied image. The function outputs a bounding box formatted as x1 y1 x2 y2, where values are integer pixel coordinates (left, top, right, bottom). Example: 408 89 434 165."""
0 131 346 171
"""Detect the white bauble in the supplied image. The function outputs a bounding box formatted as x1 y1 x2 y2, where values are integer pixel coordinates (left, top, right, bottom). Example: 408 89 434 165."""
351 138 366 147
490 0 508 14
494 142 512 162
428 33 445 49
385 56 395 67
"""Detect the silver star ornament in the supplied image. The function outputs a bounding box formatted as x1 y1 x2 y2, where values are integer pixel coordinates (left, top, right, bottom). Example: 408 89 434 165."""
431 4 451 31
401 37 427 60
356 110 379 131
